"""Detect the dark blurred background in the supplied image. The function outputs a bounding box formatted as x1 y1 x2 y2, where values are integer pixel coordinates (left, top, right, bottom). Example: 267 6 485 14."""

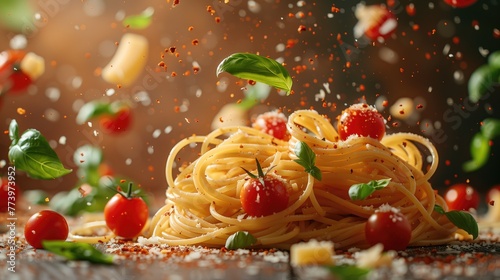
0 0 499 210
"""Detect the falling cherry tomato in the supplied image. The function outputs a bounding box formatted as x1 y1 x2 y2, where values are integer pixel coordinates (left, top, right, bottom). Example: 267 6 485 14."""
337 103 386 141
24 210 69 249
365 206 412 251
443 0 477 8
444 183 480 211
0 50 32 94
252 111 290 141
99 107 132 134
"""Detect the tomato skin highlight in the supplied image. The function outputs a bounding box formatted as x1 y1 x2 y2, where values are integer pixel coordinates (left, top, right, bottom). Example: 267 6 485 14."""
104 193 149 238
365 207 412 251
444 183 479 211
24 210 69 249
252 111 290 141
338 103 386 141
443 0 477 8
240 176 289 217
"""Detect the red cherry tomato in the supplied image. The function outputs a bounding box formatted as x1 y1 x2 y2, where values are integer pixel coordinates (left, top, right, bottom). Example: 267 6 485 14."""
99 107 132 134
365 206 412 251
444 183 479 211
485 185 500 206
240 160 290 217
24 210 69 249
0 50 33 94
252 111 290 140
104 186 149 238
443 0 477 8
0 177 20 212
337 103 386 141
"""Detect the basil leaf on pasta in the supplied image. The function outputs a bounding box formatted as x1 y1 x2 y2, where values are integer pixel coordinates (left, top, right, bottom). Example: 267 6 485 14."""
293 141 322 181
348 179 391 200
434 205 478 239
225 231 257 250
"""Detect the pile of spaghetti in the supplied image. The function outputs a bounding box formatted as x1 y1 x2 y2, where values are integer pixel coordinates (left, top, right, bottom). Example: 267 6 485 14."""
148 109 457 249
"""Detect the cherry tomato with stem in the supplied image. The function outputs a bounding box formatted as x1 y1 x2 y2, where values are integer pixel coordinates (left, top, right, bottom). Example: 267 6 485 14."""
337 103 386 141
104 182 149 239
444 183 479 211
365 205 412 251
240 158 290 217
252 111 290 140
24 210 69 249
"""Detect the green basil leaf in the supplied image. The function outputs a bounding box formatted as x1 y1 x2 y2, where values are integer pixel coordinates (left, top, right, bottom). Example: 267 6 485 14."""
434 205 478 239
8 122 72 180
216 53 293 94
462 132 490 172
123 7 154 29
327 265 370 280
225 231 257 250
42 241 114 265
9 119 19 145
238 82 272 110
23 190 49 205
348 179 391 200
468 64 500 103
76 100 113 125
487 50 500 67
481 118 500 140
293 141 322 181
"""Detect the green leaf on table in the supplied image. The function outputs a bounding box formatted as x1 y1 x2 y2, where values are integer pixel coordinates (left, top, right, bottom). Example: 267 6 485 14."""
8 120 72 180
327 265 370 280
434 205 478 239
42 241 114 265
123 7 154 29
293 141 322 181
225 231 257 250
216 53 293 94
348 179 391 200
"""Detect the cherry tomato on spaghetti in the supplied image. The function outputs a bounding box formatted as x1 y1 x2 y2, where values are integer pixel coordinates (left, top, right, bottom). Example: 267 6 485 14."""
104 183 148 238
365 206 412 251
337 103 386 141
252 111 290 141
24 210 69 249
444 183 479 211
0 50 32 94
240 159 289 217
443 0 477 8
0 177 20 212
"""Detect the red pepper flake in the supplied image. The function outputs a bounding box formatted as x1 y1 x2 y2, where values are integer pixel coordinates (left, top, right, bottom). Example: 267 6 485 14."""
192 39 199 46
490 200 495 206
297 25 307 33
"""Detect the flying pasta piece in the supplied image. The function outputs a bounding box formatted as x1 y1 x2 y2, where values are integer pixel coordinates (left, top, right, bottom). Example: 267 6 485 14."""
148 108 459 249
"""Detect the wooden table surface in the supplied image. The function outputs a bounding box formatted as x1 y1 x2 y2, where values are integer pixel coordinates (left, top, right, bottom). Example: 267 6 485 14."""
2 234 500 280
